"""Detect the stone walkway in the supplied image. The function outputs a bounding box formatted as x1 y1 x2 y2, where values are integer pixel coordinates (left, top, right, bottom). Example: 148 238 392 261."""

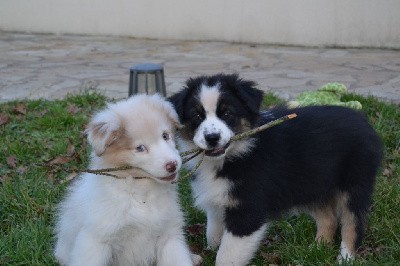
1 31 399 104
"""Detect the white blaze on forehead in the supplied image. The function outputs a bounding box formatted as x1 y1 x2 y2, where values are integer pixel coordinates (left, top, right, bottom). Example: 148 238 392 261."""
199 84 220 115
194 83 234 150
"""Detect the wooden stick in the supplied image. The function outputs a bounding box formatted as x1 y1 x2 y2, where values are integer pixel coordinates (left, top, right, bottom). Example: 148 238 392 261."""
57 113 297 181
182 149 203 164
74 167 149 179
230 113 297 143
178 113 297 158
174 152 205 183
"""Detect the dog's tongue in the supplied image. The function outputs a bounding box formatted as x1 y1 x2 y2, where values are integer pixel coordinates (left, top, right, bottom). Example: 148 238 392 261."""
161 173 177 181
205 147 226 157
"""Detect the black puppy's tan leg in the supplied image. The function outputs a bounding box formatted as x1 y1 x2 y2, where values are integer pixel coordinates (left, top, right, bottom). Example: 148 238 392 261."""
337 194 357 262
311 205 338 244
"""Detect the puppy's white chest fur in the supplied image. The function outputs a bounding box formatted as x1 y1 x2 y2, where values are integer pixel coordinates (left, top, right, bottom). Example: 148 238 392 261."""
56 174 185 265
189 157 237 210
111 179 180 231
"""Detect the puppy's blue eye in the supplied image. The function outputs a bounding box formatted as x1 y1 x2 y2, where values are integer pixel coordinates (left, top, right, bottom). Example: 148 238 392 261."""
136 145 147 152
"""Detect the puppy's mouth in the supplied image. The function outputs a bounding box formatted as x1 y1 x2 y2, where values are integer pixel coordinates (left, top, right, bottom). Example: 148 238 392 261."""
205 143 230 157
160 173 177 181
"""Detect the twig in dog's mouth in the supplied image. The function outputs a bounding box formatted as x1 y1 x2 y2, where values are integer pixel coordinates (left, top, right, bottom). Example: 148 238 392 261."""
72 165 150 179
182 149 203 164
179 113 297 160
174 152 205 183
179 113 297 179
45 113 297 182
204 143 230 157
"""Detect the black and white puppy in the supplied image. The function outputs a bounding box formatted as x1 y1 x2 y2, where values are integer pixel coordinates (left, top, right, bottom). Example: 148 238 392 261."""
169 74 383 265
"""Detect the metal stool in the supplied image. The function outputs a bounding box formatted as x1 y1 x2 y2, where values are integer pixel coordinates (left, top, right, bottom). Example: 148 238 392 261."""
128 63 166 97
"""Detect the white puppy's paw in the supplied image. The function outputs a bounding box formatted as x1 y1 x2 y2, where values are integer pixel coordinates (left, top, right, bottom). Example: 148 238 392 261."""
206 242 219 251
206 234 222 250
191 253 203 266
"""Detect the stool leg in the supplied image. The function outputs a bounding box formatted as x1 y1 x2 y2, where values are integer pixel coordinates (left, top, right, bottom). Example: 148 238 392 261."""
160 69 166 97
128 70 134 96
145 73 148 94
133 72 139 95
155 70 161 96
155 69 166 97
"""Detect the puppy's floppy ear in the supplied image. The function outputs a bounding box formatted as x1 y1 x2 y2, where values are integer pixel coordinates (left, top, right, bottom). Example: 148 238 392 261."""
164 102 183 129
168 89 189 122
237 82 264 113
227 74 264 114
169 76 207 121
156 95 183 130
85 109 123 156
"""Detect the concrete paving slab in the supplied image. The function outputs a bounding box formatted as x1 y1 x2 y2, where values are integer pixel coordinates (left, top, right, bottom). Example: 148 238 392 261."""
0 31 399 104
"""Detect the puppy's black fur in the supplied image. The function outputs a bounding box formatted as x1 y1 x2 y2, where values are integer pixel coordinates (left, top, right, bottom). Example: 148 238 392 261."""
170 74 383 263
222 105 381 241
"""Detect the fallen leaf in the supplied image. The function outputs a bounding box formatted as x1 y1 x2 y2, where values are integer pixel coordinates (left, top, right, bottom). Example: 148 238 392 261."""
60 172 79 184
15 114 24 120
383 164 394 177
68 104 81 115
6 155 17 168
16 166 28 174
263 235 280 247
186 223 205 237
66 140 76 157
263 239 273 247
358 246 373 257
383 168 392 177
13 103 27 115
47 172 55 182
374 244 385 253
260 251 281 264
0 113 11 126
0 176 10 183
39 109 49 117
45 156 74 166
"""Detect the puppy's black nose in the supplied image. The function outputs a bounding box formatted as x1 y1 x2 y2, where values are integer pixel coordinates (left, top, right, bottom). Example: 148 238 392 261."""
205 133 220 147
165 161 177 173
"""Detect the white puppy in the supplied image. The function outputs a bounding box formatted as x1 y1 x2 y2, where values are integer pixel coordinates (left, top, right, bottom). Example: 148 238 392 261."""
54 94 200 266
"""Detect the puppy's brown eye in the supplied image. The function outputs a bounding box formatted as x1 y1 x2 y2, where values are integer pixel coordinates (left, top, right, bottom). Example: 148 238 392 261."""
193 113 202 120
162 132 170 141
136 145 147 152
223 110 232 118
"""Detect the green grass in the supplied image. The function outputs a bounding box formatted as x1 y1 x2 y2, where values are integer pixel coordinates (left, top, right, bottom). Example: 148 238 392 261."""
1 91 399 265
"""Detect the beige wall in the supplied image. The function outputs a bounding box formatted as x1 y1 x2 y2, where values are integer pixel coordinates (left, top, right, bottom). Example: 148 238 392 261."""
1 0 399 48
